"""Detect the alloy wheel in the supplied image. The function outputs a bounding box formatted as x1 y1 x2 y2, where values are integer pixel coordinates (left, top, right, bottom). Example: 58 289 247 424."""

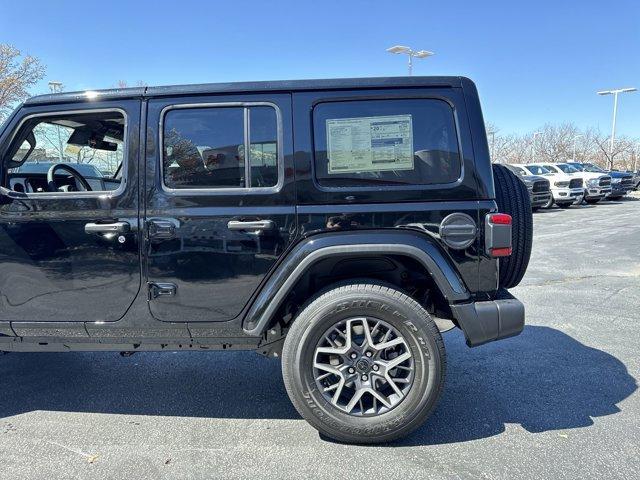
313 317 415 416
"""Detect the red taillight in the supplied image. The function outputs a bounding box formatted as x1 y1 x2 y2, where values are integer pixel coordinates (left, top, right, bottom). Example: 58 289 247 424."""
490 247 513 257
488 213 512 225
486 213 513 257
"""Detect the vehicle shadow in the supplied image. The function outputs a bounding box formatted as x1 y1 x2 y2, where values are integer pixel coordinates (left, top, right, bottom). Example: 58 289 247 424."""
0 326 635 445
399 326 637 446
0 348 299 420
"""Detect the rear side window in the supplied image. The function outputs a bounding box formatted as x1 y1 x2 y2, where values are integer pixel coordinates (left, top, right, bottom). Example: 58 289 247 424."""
162 105 279 190
313 99 461 188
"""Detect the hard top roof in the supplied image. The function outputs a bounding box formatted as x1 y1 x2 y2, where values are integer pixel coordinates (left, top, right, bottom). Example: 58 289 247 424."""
25 76 466 106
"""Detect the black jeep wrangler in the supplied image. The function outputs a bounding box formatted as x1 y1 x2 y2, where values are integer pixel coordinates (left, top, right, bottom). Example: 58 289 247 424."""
0 77 532 443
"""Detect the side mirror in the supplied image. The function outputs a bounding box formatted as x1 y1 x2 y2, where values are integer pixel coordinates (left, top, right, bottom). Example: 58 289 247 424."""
6 131 36 169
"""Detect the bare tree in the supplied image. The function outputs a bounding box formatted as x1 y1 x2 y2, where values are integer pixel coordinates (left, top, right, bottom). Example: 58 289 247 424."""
0 44 45 120
482 120 640 169
34 123 69 161
506 134 533 164
534 123 579 163
486 123 524 163
592 131 633 170
77 147 97 164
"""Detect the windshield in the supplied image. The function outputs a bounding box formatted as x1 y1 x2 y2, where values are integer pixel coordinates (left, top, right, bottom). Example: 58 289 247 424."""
542 165 560 173
505 164 526 176
556 164 579 174
583 163 606 173
526 165 551 175
568 163 584 171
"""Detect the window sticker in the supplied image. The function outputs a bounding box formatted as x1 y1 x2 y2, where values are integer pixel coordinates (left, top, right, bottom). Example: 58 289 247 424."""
326 115 414 174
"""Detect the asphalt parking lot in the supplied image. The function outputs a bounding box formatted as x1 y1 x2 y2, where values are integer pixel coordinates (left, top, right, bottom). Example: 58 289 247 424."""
0 197 638 480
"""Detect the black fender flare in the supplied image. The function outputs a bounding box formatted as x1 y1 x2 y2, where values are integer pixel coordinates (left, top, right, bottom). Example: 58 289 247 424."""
243 230 471 336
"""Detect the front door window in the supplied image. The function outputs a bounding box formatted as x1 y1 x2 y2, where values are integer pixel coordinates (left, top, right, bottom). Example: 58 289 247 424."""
5 110 126 194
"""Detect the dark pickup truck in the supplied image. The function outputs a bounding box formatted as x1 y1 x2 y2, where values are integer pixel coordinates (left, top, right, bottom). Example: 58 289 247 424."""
0 77 532 443
504 164 552 210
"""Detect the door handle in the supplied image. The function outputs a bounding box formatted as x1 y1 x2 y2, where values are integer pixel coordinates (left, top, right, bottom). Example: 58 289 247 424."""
227 220 275 231
84 221 130 235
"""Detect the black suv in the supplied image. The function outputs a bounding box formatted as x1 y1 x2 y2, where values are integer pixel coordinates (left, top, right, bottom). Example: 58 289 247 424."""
0 77 532 443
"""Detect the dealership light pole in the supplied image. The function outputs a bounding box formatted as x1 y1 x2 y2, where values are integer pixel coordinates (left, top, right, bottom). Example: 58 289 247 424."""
386 46 434 76
48 81 65 162
531 131 542 162
572 134 583 161
597 87 637 157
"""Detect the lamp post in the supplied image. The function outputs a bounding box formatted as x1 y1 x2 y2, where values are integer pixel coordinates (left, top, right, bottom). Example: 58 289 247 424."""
489 131 496 162
48 81 65 162
386 45 434 76
572 134 584 162
597 87 637 158
531 131 542 162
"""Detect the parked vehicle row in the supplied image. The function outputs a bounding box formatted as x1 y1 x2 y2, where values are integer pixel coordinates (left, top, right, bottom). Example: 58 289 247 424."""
504 162 634 210
568 162 636 200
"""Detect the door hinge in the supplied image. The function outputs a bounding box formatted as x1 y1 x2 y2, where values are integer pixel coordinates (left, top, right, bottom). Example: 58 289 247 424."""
148 282 177 299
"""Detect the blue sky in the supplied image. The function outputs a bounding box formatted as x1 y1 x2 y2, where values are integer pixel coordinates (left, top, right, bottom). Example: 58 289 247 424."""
2 0 638 136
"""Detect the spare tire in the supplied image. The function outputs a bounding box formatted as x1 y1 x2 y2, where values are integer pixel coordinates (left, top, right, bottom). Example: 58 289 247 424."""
492 164 533 288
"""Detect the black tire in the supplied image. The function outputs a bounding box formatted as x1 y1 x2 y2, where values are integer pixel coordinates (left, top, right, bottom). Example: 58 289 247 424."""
585 198 601 205
492 164 533 289
607 195 622 200
282 282 445 444
543 195 554 209
558 203 572 209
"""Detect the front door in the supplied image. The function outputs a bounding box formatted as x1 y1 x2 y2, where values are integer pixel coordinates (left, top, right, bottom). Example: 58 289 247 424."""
0 100 141 323
145 94 296 322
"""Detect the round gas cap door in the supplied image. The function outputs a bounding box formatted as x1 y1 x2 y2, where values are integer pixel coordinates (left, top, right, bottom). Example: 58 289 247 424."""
439 213 477 249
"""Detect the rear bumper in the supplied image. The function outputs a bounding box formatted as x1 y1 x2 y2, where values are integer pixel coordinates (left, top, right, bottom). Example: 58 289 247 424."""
450 290 525 347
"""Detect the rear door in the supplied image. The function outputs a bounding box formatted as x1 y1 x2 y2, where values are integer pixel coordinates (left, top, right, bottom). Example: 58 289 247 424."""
291 86 487 293
145 94 295 322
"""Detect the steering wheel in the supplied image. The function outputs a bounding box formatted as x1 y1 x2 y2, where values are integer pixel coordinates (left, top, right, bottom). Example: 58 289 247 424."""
47 163 92 192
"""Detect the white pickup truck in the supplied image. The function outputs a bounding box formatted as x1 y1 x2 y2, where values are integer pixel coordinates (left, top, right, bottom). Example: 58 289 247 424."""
552 163 611 204
522 164 584 208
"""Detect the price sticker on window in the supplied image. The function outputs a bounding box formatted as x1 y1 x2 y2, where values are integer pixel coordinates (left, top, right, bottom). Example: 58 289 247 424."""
326 115 414 174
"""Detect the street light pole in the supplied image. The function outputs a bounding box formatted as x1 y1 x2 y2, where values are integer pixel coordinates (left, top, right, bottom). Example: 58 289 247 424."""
48 81 65 162
597 87 637 158
531 131 542 162
489 131 495 161
572 134 584 161
386 46 434 76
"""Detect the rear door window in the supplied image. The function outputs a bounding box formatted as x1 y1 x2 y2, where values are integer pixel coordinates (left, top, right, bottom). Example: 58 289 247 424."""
162 105 279 190
313 99 461 188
